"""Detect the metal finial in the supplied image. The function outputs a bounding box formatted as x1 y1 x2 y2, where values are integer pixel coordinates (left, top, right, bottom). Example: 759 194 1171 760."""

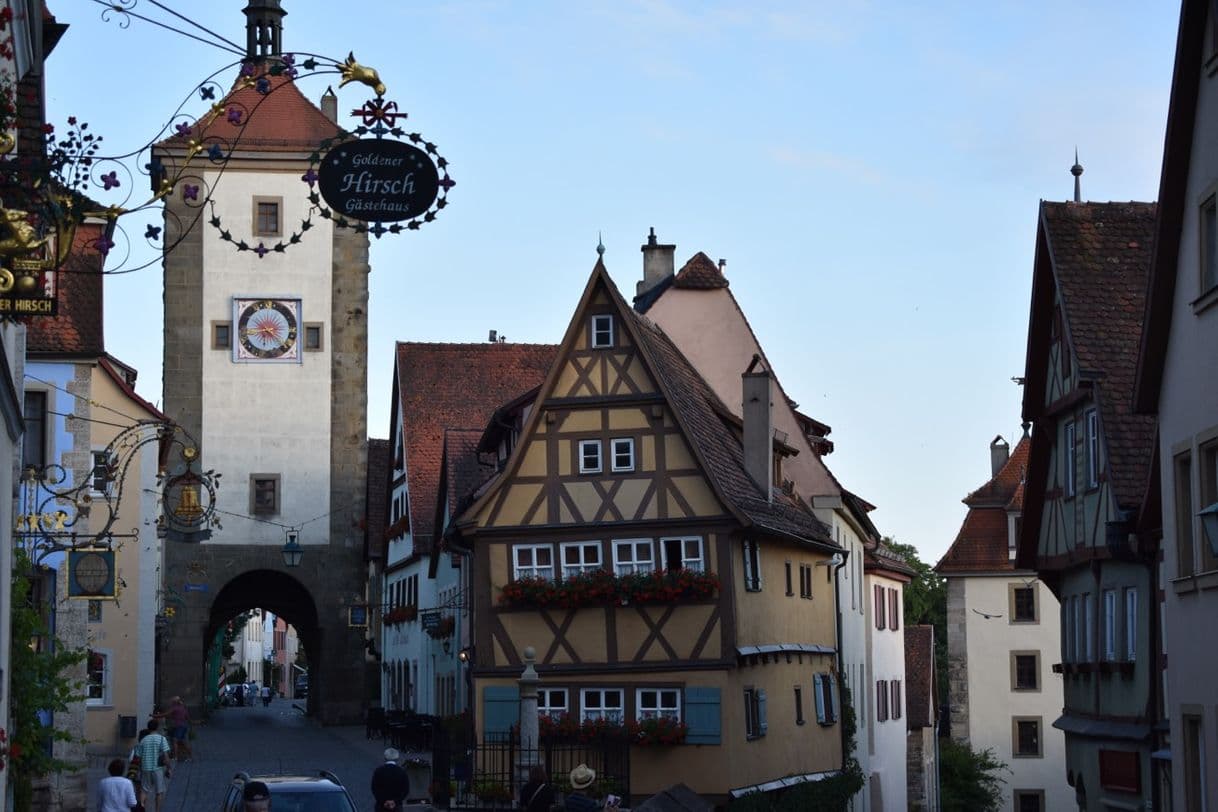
1071 148 1084 203
597 232 605 258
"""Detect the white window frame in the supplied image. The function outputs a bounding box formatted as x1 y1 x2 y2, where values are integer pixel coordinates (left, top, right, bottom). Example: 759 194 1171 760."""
636 688 680 721
1124 587 1137 661
538 687 568 720
591 314 614 348
1102 589 1117 660
1069 595 1081 662
612 538 654 576
742 539 761 591
660 536 705 573
559 541 602 579
580 688 624 724
1064 421 1077 498
513 543 555 581
1085 409 1100 488
86 648 110 707
578 440 602 474
1083 593 1094 661
610 438 635 472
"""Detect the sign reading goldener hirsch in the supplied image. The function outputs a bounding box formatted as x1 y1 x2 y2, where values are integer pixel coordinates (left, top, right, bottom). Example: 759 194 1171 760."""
317 139 440 222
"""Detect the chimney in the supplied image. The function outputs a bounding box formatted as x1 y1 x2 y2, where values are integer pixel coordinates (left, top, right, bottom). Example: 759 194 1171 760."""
636 227 676 298
990 435 1010 478
742 355 773 502
320 87 338 123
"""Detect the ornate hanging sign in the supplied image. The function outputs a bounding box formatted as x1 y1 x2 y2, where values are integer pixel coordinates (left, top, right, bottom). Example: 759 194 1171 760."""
317 139 439 222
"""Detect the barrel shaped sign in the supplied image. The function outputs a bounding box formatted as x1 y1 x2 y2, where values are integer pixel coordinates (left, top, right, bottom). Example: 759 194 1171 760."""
318 139 439 222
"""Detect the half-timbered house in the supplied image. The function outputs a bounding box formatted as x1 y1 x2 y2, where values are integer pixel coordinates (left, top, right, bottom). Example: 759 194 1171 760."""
1016 201 1162 810
451 260 845 802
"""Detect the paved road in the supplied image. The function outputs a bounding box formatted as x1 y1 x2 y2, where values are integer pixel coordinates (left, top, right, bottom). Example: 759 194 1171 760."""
86 700 395 811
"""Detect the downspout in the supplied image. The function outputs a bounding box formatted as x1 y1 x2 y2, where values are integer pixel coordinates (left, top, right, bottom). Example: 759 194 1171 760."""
832 550 849 775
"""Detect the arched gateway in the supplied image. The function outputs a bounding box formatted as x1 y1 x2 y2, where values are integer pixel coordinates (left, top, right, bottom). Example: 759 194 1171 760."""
155 3 371 723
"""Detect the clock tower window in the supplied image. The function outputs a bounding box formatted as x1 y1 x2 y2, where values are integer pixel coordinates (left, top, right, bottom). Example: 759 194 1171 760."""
304 323 324 351
253 196 283 237
251 474 281 515
212 321 232 350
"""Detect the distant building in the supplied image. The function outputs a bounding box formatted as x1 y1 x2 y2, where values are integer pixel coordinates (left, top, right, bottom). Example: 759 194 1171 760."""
937 435 1070 811
904 624 938 812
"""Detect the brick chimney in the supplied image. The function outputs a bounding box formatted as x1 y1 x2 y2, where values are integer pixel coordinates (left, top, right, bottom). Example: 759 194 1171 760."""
990 435 1010 478
636 227 675 298
743 355 773 502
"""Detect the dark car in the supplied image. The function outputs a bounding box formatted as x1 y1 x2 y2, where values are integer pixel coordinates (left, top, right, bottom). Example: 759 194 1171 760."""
221 771 356 812
294 674 308 699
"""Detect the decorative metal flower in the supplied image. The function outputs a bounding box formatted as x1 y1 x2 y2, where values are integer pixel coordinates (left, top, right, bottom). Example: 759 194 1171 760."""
174 122 192 137
254 242 268 258
208 144 223 161
100 171 120 190
93 236 114 256
145 224 161 241
226 107 243 125
183 184 199 201
301 168 318 186
256 77 270 95
200 86 215 100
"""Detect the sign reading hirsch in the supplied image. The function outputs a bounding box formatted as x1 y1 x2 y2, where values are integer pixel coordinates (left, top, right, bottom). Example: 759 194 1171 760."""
318 139 439 222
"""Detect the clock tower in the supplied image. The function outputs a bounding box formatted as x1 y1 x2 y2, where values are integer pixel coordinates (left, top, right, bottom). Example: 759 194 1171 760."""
155 2 370 722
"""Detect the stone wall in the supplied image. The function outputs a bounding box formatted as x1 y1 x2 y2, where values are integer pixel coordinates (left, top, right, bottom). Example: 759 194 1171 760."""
945 577 969 742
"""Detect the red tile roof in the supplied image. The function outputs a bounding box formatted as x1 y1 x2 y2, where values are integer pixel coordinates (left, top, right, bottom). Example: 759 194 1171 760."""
366 438 391 561
26 220 107 356
1040 203 1158 511
904 625 935 730
673 252 729 290
396 342 558 549
937 436 1030 574
158 70 339 153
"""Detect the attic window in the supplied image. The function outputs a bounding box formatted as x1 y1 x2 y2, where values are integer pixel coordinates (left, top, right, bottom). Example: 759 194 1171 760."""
591 314 614 348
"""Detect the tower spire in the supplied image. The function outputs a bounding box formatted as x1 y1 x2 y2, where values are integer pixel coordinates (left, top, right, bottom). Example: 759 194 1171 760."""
243 0 287 60
1071 148 1084 203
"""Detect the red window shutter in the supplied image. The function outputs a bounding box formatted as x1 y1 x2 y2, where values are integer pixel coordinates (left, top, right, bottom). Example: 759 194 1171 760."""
875 585 886 630
890 589 900 631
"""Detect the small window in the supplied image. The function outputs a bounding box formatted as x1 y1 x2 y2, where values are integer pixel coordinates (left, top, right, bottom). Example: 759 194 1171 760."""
538 688 568 720
1063 421 1077 498
662 536 704 573
580 688 623 724
513 544 555 581
1102 589 1117 660
890 680 902 720
1199 441 1218 572
1013 717 1042 757
1203 195 1218 294
1085 409 1100 488
1011 585 1038 623
784 561 793 596
91 450 115 494
253 196 283 237
794 685 805 725
304 323 324 351
612 538 654 576
86 649 109 706
212 320 232 350
610 438 634 472
799 564 813 599
636 688 680 721
1013 790 1045 812
591 314 614 348
22 390 47 472
1124 587 1137 661
578 440 602 474
743 687 766 739
1012 652 1039 691
813 672 837 724
560 541 602 579
250 474 280 515
742 539 761 592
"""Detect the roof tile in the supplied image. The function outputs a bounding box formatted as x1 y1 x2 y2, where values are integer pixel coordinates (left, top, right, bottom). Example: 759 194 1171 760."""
366 438 391 561
904 625 934 729
26 220 106 355
936 436 1030 574
672 252 729 290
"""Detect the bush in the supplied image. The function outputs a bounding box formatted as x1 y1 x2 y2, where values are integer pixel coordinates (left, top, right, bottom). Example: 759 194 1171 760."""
939 738 1008 812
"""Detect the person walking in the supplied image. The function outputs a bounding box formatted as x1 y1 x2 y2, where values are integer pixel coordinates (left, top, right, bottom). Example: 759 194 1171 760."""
97 758 138 811
519 765 555 812
371 747 410 810
242 780 272 811
159 696 192 761
135 719 171 812
261 683 271 707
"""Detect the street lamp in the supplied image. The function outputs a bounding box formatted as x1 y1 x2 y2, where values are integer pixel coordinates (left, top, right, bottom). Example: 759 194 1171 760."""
1198 502 1218 556
282 531 303 567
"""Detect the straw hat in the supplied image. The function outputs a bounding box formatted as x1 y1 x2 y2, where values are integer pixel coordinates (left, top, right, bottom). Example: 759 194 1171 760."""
569 763 596 790
384 747 400 763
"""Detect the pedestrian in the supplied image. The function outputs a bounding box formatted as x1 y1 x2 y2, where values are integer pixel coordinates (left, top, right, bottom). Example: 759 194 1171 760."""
235 683 245 707
135 718 171 812
159 696 192 761
371 747 410 810
242 780 273 812
261 683 271 707
97 758 138 811
519 765 555 812
565 764 618 812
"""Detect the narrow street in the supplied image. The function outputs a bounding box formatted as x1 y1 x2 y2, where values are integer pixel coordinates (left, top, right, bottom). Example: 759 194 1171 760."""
86 700 391 811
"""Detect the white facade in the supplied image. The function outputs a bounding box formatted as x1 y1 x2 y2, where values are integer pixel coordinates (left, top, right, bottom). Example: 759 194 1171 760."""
0 321 24 812
830 514 872 812
864 570 907 812
198 166 334 550
383 399 421 711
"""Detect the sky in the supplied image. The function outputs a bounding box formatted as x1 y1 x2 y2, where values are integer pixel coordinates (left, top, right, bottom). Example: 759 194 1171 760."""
45 1 1180 566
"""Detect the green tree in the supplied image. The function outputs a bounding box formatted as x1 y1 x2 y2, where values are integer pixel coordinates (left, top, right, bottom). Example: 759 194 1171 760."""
939 738 1008 811
8 549 87 811
884 538 949 710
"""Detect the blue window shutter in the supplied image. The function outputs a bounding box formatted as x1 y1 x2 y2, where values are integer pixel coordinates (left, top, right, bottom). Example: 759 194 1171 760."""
482 685 520 743
757 688 768 736
813 674 826 724
684 686 721 745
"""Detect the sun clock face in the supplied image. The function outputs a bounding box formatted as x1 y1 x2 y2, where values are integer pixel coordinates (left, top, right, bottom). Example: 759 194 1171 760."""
234 298 300 362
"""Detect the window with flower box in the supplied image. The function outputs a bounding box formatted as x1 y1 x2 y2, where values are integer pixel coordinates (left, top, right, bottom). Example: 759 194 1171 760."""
514 544 555 581
613 539 654 576
539 688 567 720
611 438 635 472
661 536 704 573
580 688 624 724
578 440 602 474
637 688 680 721
561 541 602 579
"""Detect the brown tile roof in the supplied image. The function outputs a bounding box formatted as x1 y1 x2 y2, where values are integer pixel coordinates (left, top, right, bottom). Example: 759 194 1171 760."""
365 438 391 562
158 69 339 154
26 220 107 356
904 625 934 730
1041 202 1158 510
396 342 557 548
864 539 916 578
443 428 492 520
672 252 729 290
98 357 165 420
937 436 1030 574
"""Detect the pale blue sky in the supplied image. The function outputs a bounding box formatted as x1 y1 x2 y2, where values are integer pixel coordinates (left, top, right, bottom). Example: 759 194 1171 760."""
47 1 1178 563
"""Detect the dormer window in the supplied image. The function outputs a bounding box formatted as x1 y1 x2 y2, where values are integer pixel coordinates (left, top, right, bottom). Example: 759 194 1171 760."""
611 438 635 472
591 314 614 348
579 439 602 474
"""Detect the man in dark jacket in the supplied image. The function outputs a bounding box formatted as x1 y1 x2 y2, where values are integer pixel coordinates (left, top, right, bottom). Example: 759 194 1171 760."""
371 748 410 810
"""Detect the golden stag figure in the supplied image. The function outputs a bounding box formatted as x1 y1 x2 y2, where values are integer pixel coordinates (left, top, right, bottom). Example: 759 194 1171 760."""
338 52 386 97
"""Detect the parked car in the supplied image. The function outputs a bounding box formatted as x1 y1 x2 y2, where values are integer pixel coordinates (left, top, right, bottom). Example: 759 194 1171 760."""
294 674 308 699
220 771 356 812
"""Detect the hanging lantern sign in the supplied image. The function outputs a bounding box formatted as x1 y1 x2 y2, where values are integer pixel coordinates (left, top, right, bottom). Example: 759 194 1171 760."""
317 139 439 223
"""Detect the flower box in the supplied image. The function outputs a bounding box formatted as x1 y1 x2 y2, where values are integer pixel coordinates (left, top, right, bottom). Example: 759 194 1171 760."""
498 569 720 610
628 715 688 746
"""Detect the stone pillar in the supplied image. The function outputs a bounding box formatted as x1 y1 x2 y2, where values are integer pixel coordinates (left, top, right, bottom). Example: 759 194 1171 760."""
517 646 540 793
